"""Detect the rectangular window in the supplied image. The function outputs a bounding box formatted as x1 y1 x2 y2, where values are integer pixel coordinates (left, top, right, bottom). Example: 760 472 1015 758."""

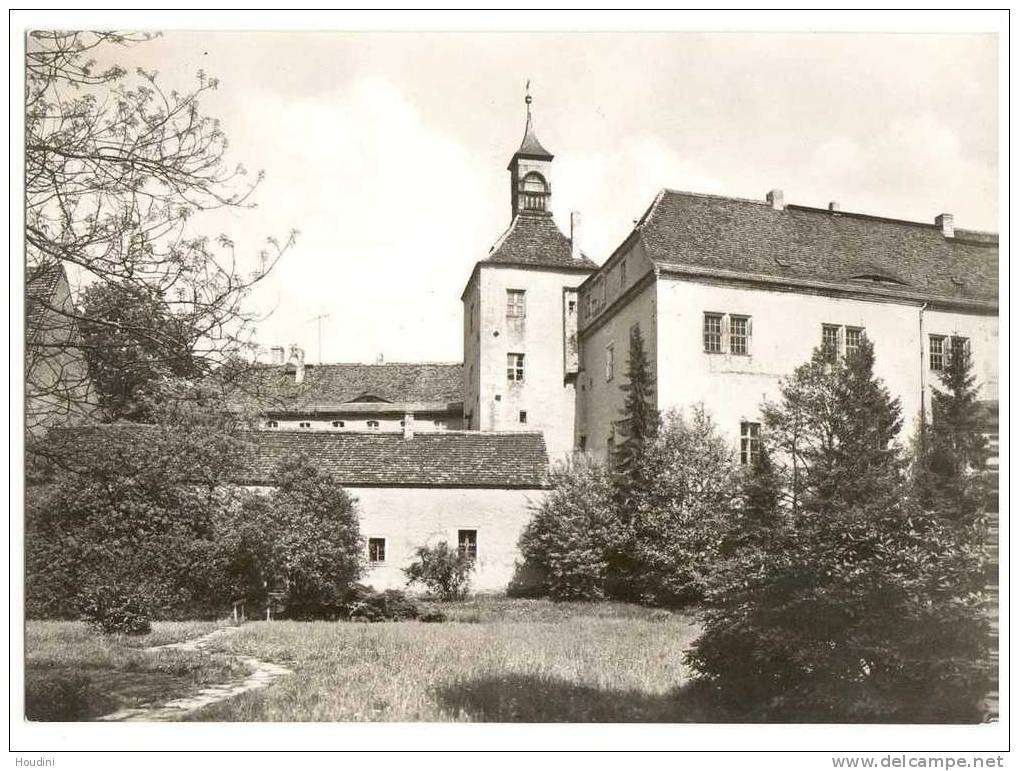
605 342 615 381
929 335 946 371
730 315 751 356
950 335 970 365
368 538 386 564
740 422 761 466
506 289 526 318
821 324 841 361
507 353 525 382
518 410 527 424
620 259 627 287
458 529 478 561
703 313 723 353
578 435 587 451
844 326 863 359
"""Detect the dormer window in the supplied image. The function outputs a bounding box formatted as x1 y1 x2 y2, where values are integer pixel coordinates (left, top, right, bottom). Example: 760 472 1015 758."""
520 172 548 212
367 420 380 430
266 420 278 429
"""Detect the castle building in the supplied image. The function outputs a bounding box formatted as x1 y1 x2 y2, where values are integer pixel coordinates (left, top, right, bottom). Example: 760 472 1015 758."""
573 190 998 461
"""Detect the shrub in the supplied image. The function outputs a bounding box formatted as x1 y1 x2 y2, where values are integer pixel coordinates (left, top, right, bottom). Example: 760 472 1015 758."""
404 541 474 600
25 670 94 721
513 455 622 600
78 585 153 635
343 584 422 622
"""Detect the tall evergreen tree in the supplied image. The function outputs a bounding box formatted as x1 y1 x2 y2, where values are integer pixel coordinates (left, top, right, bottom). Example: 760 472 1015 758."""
914 342 990 522
688 335 990 721
612 324 661 507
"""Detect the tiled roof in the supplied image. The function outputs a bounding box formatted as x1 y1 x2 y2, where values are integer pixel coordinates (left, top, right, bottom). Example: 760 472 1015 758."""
636 190 998 306
233 430 549 488
44 424 550 488
227 362 464 412
26 261 64 340
484 213 598 270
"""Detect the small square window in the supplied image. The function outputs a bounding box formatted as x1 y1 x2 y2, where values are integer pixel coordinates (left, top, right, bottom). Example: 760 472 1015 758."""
367 420 380 430
740 422 761 466
458 529 478 561
507 353 525 382
433 419 446 429
298 421 311 429
519 410 527 424
331 420 345 428
368 538 386 564
266 420 279 429
703 313 723 353
507 289 526 318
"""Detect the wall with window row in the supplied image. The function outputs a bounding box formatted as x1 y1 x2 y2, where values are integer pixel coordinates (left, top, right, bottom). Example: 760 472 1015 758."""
263 413 463 432
576 274 998 460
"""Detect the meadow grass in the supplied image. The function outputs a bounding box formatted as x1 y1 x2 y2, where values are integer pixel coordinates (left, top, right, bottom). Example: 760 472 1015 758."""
25 620 245 720
189 598 706 722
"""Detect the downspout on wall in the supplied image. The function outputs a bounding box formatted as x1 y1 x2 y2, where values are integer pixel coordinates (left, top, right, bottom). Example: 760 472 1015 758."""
919 302 928 450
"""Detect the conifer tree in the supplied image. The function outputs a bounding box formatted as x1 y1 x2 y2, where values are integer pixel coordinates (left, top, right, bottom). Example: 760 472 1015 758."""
689 334 990 721
612 324 660 507
915 342 990 522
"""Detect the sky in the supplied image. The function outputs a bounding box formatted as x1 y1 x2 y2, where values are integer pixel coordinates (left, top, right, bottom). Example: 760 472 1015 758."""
93 32 998 364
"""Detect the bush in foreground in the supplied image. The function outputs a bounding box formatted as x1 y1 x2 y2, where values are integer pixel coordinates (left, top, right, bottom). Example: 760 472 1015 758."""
404 541 473 600
78 585 153 636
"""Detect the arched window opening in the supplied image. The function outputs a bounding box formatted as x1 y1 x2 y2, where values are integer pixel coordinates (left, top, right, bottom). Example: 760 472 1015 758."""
519 172 548 212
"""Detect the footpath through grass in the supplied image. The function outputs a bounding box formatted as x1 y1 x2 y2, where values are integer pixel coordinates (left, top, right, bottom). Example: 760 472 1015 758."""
25 620 243 720
189 597 704 722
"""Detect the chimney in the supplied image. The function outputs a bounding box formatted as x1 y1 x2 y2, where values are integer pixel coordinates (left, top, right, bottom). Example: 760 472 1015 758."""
402 412 415 440
766 189 785 210
288 344 305 384
270 346 285 366
570 211 582 260
828 201 840 212
935 213 954 238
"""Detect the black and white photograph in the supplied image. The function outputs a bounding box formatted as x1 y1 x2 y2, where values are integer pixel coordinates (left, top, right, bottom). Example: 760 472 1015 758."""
10 9 1008 763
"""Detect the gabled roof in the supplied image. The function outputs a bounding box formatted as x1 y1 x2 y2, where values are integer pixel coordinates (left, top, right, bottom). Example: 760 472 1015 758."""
633 190 998 307
233 430 549 488
483 213 598 270
226 362 463 413
26 260 65 340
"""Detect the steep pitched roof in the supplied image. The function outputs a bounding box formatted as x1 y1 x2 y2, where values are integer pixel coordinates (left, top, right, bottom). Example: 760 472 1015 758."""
512 109 553 161
233 430 549 488
484 213 598 270
225 362 463 413
26 260 65 340
635 190 998 307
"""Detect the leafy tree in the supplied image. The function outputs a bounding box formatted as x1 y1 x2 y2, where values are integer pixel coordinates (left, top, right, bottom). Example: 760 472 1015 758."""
622 406 741 606
78 281 203 421
512 456 623 600
687 336 991 722
404 541 475 600
25 31 294 431
221 455 365 619
612 324 661 506
914 343 991 523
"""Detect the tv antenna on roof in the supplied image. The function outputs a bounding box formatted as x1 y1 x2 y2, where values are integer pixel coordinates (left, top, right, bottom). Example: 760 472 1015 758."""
306 313 331 364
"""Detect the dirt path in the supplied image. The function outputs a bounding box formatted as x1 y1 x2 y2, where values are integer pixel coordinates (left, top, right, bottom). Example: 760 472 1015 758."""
95 626 292 722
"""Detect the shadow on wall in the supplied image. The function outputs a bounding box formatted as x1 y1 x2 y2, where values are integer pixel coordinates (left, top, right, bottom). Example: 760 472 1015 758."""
434 673 725 723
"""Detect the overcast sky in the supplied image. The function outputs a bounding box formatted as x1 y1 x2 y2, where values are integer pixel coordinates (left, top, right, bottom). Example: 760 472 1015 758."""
96 32 998 364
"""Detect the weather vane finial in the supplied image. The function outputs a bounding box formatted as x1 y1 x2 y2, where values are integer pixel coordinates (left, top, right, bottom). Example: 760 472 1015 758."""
525 79 532 109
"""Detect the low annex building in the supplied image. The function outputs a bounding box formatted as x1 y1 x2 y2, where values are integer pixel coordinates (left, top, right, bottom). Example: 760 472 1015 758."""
235 428 549 592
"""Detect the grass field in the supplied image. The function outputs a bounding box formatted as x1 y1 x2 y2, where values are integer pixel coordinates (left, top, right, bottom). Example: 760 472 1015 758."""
26 599 708 722
25 620 245 720
190 598 705 721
